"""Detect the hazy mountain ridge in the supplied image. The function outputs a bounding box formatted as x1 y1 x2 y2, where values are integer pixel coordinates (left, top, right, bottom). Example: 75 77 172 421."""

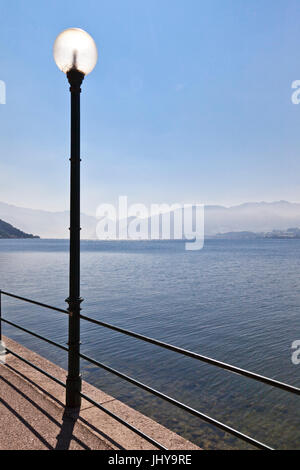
0 202 96 239
204 200 300 235
213 228 300 240
0 218 39 239
0 200 300 239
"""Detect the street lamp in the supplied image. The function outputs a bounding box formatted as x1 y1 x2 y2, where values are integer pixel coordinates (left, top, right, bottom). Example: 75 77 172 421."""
53 28 98 408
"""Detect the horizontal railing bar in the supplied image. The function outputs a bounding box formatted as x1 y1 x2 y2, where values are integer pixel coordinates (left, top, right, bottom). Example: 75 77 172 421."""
79 391 168 450
79 352 273 450
5 348 167 450
0 318 68 352
1 291 70 316
0 290 288 449
2 290 297 396
80 314 300 397
5 348 66 388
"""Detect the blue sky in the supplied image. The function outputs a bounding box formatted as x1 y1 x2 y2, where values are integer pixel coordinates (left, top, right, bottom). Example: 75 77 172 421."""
1 0 300 214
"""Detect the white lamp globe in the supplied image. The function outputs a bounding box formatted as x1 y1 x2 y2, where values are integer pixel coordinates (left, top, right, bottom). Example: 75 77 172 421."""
53 28 98 75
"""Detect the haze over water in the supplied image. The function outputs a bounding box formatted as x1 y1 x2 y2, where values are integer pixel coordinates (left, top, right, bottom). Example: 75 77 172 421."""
1 238 300 449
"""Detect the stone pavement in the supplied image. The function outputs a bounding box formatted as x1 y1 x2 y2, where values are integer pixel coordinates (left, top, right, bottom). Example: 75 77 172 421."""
0 337 199 450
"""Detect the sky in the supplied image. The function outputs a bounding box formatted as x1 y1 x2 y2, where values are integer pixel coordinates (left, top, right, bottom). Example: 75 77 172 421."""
1 0 300 215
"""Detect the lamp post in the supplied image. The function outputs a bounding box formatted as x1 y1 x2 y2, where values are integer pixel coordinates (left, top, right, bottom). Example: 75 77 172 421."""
53 28 98 408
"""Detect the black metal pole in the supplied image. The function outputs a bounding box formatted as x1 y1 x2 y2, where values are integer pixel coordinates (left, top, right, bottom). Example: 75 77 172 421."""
65 69 84 408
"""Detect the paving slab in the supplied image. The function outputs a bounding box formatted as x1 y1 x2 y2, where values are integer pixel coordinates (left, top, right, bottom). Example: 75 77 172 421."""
0 360 112 450
0 336 199 450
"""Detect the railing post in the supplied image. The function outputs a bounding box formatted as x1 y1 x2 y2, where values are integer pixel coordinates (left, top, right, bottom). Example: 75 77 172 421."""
65 69 84 409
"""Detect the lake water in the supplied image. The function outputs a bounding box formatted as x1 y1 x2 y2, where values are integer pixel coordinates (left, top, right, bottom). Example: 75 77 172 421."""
0 238 300 450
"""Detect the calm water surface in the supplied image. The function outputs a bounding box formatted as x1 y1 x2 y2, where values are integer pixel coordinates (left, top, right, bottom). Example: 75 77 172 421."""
1 239 300 449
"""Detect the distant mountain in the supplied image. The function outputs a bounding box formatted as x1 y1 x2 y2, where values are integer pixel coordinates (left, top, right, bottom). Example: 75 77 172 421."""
1 200 300 239
203 201 300 235
213 231 262 240
212 227 300 240
141 201 300 238
0 219 39 239
0 202 97 239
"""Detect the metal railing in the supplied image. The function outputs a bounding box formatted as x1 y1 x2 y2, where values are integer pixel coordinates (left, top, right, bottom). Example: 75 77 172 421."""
1 289 299 450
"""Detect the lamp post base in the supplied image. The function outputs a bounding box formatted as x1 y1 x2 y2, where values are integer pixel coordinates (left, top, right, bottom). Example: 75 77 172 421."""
66 375 82 408
65 296 83 408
